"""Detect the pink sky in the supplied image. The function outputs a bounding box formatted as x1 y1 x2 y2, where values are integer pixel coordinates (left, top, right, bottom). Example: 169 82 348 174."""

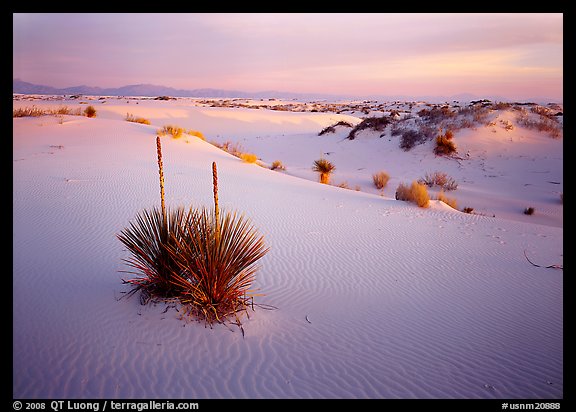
12 13 563 101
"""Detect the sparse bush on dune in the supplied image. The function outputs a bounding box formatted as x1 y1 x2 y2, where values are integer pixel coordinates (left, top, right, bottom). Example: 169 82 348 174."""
84 105 97 118
418 171 458 191
395 181 430 208
434 129 457 156
313 158 336 184
318 120 353 136
516 110 562 139
372 171 390 190
347 115 391 140
399 129 427 151
524 207 535 215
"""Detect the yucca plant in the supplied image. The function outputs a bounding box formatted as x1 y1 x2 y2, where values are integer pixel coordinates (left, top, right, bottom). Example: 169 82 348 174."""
117 137 270 330
313 158 336 184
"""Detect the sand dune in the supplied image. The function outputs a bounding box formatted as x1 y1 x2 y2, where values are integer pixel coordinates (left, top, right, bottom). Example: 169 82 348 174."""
13 96 562 399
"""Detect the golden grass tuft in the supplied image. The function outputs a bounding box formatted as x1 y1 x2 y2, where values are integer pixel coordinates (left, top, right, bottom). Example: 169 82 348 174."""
372 171 390 190
395 181 430 208
270 160 286 171
239 153 258 163
157 125 184 139
187 129 205 140
436 190 458 209
13 105 82 117
125 113 151 125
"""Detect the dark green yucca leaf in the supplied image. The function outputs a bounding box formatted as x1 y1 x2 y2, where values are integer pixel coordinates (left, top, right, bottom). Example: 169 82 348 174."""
166 207 269 324
117 206 188 298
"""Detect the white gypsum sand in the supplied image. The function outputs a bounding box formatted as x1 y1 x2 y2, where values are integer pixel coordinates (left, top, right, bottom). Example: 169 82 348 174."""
13 96 562 399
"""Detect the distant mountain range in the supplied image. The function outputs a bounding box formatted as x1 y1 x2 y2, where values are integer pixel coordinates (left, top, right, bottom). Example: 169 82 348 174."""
12 79 559 104
12 79 342 101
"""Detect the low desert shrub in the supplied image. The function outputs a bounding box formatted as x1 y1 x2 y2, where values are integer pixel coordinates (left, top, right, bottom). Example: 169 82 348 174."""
524 207 535 215
418 171 458 191
239 153 258 163
318 120 353 136
517 113 562 139
434 130 457 156
372 171 390 190
395 181 430 208
399 129 427 151
125 113 151 125
84 105 97 118
270 160 286 171
462 207 474 214
313 158 336 184
347 115 391 140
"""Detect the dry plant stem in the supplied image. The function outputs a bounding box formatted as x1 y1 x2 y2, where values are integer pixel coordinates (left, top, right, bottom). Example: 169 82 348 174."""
523 250 563 270
212 161 220 244
156 136 167 226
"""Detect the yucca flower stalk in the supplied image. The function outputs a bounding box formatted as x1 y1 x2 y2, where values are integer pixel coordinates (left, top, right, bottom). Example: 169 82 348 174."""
117 136 186 301
166 162 269 327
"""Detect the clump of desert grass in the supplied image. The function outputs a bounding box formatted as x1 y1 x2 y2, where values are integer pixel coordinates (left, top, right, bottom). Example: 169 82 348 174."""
125 113 151 125
436 190 458 209
270 160 286 171
372 171 390 190
395 181 430 208
13 105 82 117
157 124 184 139
187 129 205 140
117 136 270 332
239 153 259 163
313 158 336 184
211 140 244 158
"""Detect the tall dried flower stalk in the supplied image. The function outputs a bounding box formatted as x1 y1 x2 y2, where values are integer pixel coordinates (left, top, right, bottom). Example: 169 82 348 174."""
212 161 221 243
156 136 167 226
